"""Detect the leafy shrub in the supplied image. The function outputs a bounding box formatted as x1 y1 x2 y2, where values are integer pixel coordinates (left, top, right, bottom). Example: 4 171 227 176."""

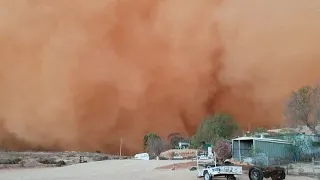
252 153 268 167
167 133 185 148
0 158 22 164
38 158 67 167
191 113 238 148
143 133 160 150
56 160 66 167
38 158 57 164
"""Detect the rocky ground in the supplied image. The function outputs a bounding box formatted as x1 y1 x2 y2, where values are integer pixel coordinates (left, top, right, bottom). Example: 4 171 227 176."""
0 151 125 169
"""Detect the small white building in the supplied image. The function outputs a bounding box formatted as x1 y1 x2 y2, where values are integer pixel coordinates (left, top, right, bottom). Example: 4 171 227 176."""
178 142 190 149
134 153 150 160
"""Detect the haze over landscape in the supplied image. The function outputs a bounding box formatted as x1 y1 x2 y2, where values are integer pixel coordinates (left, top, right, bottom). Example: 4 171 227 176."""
0 0 320 154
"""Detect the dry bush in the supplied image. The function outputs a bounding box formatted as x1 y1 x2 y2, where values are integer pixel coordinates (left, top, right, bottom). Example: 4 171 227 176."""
19 160 25 167
92 156 109 161
169 151 175 159
213 140 232 163
38 158 66 167
146 138 170 156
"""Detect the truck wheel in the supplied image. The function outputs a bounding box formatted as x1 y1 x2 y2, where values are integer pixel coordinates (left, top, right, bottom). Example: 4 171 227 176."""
280 169 286 179
227 175 236 180
271 174 281 180
249 167 264 180
271 172 284 180
203 171 212 180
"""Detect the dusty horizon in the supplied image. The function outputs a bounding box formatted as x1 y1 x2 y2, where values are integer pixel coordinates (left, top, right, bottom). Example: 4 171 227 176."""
0 0 320 154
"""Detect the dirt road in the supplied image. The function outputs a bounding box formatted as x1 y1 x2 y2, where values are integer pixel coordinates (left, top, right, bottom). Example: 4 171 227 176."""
0 160 316 180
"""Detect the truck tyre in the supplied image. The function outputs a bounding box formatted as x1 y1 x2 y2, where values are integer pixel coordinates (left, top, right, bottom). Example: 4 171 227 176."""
249 167 264 180
203 171 212 180
280 169 286 179
271 170 285 180
227 175 236 180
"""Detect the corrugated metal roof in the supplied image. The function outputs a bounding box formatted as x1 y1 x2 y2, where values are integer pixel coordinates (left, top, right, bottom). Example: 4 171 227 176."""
232 136 292 145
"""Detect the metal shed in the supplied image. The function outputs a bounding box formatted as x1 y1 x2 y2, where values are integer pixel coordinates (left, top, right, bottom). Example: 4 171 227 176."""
232 136 292 161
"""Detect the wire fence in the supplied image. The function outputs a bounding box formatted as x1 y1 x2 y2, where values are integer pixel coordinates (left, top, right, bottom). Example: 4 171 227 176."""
284 157 320 178
237 152 320 178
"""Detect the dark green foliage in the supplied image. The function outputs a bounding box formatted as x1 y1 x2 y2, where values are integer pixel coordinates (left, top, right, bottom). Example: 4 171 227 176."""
38 158 66 167
0 158 21 164
253 127 267 134
167 133 185 148
312 141 320 147
191 112 238 148
56 160 66 167
249 146 263 157
143 132 169 156
38 158 58 164
143 132 160 150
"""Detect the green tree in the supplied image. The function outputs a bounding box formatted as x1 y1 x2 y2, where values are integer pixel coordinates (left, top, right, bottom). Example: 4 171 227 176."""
249 146 263 157
143 132 160 150
167 133 185 148
191 112 238 148
285 85 320 134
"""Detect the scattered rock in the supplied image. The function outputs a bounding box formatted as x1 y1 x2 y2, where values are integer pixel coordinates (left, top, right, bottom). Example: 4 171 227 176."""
56 160 66 167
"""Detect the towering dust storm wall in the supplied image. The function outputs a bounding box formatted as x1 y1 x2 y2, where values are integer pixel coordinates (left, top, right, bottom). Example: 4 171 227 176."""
0 0 320 153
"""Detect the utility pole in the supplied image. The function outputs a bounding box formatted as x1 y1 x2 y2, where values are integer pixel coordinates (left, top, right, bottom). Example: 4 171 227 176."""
120 138 123 157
